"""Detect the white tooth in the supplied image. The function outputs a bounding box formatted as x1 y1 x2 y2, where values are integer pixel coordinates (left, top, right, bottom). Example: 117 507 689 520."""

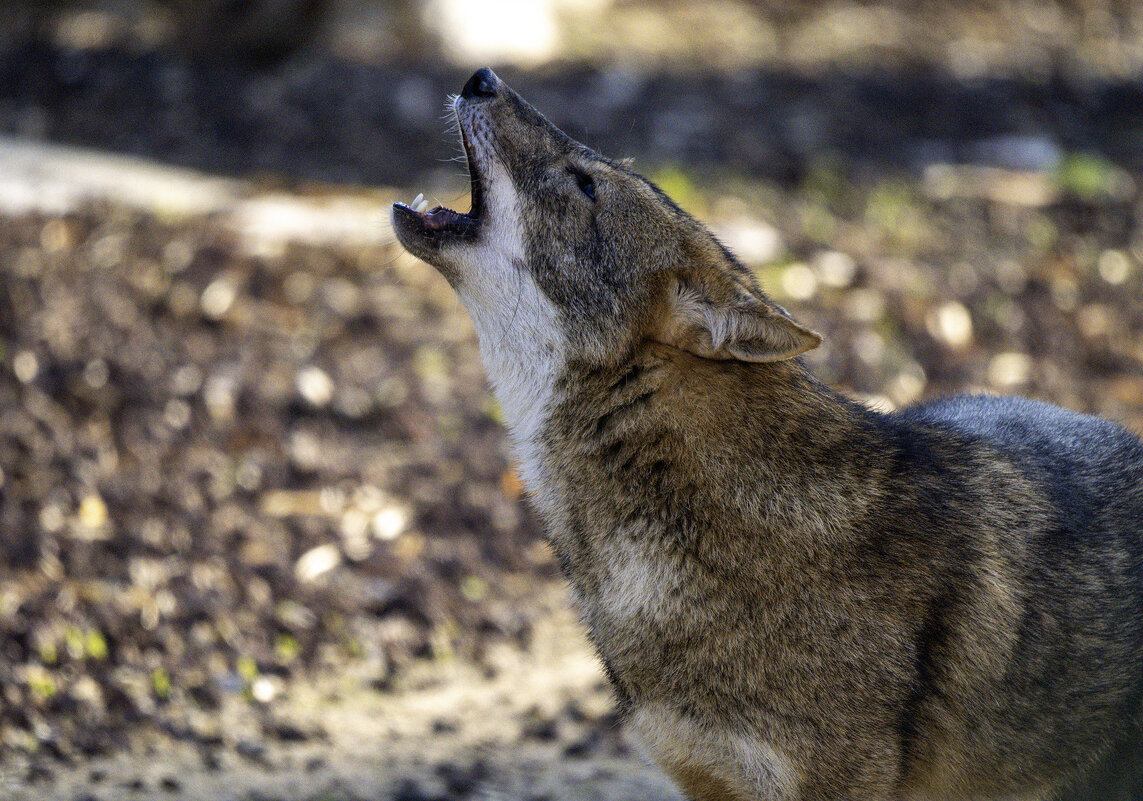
416 199 430 213
411 193 424 209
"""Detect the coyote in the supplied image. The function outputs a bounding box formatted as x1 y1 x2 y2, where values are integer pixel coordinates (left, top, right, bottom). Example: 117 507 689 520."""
392 68 1143 801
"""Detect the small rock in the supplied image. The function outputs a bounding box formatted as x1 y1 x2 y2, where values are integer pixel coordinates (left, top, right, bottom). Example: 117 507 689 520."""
563 729 602 759
926 301 973 348
781 262 817 301
200 279 237 319
296 366 335 407
250 675 282 704
371 504 411 541
391 779 433 801
305 756 326 772
26 762 54 784
13 350 39 383
988 352 1033 387
435 761 481 795
431 718 457 735
520 709 559 742
235 739 267 764
295 544 341 583
265 717 320 743
814 250 858 288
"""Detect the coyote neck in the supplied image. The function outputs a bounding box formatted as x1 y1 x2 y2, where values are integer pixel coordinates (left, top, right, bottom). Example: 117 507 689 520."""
536 346 881 585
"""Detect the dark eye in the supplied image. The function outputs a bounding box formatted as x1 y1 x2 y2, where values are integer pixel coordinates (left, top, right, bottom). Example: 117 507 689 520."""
569 167 596 201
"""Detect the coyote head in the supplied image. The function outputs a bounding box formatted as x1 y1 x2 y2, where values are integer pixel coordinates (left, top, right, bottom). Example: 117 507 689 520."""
392 68 820 445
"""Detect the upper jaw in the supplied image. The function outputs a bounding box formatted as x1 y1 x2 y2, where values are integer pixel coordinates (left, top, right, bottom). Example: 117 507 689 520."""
390 97 486 261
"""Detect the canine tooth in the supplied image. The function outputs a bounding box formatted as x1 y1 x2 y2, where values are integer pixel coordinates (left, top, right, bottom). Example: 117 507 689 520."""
412 193 424 209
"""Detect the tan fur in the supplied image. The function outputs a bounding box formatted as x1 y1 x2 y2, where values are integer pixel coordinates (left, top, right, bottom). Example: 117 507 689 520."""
393 69 1143 801
669 764 748 801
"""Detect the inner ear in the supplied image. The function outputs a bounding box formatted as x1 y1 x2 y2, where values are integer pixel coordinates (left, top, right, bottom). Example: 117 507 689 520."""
658 278 822 363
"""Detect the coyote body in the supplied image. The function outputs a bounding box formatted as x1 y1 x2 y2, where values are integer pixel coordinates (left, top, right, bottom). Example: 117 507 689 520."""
392 68 1143 801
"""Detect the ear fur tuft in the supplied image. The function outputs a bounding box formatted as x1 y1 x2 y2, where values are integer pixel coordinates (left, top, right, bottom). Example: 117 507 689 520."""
660 279 822 363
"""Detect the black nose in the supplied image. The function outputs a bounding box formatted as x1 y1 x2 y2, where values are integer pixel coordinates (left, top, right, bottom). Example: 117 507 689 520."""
461 67 498 99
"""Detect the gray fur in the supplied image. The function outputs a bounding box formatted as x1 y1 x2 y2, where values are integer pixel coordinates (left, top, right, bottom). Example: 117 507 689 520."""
392 69 1143 801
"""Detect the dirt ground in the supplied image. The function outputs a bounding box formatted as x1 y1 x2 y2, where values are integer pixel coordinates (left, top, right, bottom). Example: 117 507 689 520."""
2 4 1143 800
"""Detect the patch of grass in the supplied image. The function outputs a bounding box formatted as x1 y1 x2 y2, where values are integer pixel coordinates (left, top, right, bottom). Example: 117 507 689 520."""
26 667 56 704
1056 153 1134 201
85 628 110 661
151 667 172 700
275 633 300 663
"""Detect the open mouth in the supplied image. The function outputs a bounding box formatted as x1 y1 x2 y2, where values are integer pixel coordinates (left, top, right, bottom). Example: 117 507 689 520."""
391 121 484 246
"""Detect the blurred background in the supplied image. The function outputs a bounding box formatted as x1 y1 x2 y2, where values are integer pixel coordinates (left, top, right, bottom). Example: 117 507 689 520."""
1 2 1142 799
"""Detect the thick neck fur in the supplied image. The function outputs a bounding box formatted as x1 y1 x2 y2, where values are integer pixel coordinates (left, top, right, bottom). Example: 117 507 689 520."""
464 262 562 493
454 164 566 501
535 344 883 629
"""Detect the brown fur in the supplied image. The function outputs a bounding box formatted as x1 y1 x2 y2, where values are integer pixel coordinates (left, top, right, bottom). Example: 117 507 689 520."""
392 68 1143 801
670 762 748 801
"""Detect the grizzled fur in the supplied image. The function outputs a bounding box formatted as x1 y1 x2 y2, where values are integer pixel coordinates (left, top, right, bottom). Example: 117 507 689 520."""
392 68 1143 801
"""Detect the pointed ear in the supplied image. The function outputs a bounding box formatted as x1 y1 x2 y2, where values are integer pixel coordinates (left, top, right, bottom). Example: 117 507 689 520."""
659 278 822 363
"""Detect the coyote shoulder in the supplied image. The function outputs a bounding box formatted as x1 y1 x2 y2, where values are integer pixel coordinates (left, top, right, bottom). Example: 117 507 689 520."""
392 68 1143 801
